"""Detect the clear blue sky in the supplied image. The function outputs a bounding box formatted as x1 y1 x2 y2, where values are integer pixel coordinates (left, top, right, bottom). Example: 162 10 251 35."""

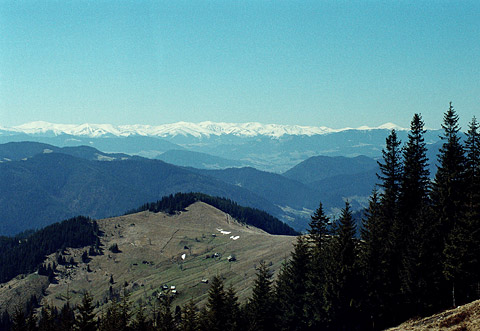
0 1 479 129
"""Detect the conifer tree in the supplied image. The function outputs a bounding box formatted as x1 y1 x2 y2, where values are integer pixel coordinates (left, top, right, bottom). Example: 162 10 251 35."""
11 307 26 331
398 113 430 226
360 189 392 329
430 103 468 307
308 202 330 247
395 114 434 317
204 276 227 331
180 300 198 331
119 287 132 330
247 261 274 331
225 285 240 331
432 102 466 237
274 236 311 331
132 305 153 331
59 302 76 331
377 129 403 222
464 116 480 300
323 202 359 330
306 202 330 328
156 295 176 331
38 304 59 331
76 292 96 331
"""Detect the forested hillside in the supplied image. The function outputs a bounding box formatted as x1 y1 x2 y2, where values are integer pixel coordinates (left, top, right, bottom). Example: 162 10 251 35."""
0 216 99 283
0 107 478 331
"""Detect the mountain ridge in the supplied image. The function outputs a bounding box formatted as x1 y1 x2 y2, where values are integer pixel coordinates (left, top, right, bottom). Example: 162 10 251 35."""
3 121 408 138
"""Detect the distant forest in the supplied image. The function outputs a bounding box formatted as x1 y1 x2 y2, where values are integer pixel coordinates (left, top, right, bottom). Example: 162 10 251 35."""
0 216 99 283
128 192 299 236
0 104 479 331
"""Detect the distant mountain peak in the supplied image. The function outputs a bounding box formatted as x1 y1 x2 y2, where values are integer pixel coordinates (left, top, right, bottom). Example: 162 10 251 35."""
5 121 408 138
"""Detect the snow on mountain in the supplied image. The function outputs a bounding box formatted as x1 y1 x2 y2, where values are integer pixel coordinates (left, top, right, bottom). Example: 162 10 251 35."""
6 121 408 138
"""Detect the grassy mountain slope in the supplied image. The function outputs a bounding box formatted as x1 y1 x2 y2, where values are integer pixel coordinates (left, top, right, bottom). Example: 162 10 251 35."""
387 299 480 330
0 202 296 314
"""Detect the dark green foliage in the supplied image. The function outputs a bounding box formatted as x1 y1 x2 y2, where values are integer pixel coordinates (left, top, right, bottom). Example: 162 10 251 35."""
10 308 26 331
156 296 176 331
274 236 310 331
130 192 298 236
180 300 198 331
76 292 96 331
323 202 360 330
246 261 274 331
203 276 228 331
398 113 430 223
132 305 153 331
432 102 466 237
59 302 76 331
0 216 98 283
360 190 395 329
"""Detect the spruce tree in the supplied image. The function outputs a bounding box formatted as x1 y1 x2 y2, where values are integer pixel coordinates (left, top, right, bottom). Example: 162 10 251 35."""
323 202 359 330
395 113 434 317
464 116 480 301
156 295 175 331
377 129 403 221
225 285 240 331
398 113 430 225
180 300 198 331
274 236 311 331
132 305 152 331
432 102 466 237
306 202 330 328
205 276 227 331
247 261 274 331
431 103 468 307
59 302 76 331
76 292 96 331
360 189 394 329
11 307 26 331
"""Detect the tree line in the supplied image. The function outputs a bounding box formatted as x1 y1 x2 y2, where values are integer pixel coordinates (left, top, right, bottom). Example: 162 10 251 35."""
0 216 99 283
128 192 298 236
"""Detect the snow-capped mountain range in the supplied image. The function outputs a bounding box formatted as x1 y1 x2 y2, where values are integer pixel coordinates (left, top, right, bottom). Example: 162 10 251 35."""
3 121 406 138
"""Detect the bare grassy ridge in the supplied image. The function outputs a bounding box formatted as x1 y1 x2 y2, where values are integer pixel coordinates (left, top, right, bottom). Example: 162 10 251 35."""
0 202 295 313
387 300 480 331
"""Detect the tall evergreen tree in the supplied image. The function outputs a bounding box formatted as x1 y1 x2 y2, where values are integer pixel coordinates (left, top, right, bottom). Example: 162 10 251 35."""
274 235 311 331
360 189 394 329
464 116 480 300
224 285 240 331
377 129 403 222
180 300 198 331
323 202 359 330
76 292 96 331
204 276 228 331
431 103 468 307
247 261 274 331
59 302 76 331
156 295 176 331
398 113 430 223
38 304 58 331
432 102 466 237
306 202 330 328
11 308 26 331
395 113 434 317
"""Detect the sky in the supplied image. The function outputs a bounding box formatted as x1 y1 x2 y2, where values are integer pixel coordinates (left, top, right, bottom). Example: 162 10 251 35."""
0 1 479 129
